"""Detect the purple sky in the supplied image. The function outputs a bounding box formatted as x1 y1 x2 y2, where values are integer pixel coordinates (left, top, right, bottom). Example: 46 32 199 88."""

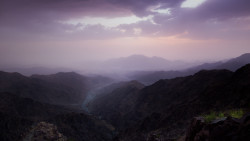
1 0 250 68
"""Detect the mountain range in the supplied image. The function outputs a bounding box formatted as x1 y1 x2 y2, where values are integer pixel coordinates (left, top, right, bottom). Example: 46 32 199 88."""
129 53 250 85
99 55 198 72
0 72 114 141
0 92 115 141
2 53 250 83
0 71 113 105
0 53 250 141
88 64 250 141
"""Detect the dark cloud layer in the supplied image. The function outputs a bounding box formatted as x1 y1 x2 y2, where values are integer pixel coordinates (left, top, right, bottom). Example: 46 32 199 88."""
0 0 250 40
0 0 182 24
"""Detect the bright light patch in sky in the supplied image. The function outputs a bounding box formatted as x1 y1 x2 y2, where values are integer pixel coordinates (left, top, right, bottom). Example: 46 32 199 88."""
181 0 206 8
64 15 150 27
149 4 171 14
151 8 171 14
133 28 142 35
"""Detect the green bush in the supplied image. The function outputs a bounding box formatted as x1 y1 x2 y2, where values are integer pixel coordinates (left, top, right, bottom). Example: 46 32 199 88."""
203 111 224 123
218 112 225 118
203 111 217 123
202 109 244 123
228 109 244 119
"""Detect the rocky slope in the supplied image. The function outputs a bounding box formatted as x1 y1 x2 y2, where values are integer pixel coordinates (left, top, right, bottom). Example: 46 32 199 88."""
185 113 250 141
22 122 67 141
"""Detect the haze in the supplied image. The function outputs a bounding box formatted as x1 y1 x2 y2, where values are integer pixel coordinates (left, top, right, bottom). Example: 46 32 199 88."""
1 0 250 70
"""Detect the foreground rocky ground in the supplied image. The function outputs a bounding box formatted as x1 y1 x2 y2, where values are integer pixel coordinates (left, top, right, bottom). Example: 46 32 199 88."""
185 113 250 141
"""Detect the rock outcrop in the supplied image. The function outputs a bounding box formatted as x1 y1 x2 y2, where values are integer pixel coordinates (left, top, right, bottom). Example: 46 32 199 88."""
185 113 250 141
23 122 67 141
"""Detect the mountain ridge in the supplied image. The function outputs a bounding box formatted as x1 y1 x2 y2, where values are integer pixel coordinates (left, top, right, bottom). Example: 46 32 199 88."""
129 53 250 85
88 64 250 141
0 71 113 106
0 92 114 141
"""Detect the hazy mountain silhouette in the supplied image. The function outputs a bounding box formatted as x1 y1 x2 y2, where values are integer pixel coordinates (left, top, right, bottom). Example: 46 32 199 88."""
88 64 250 141
129 53 250 85
0 71 112 105
98 54 198 72
185 53 250 72
88 80 144 129
0 66 73 76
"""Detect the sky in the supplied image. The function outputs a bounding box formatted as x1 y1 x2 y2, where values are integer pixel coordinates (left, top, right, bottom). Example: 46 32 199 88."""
1 0 250 69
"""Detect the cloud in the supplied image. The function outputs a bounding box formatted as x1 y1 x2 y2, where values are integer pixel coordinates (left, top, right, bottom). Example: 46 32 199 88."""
128 0 250 39
1 0 250 40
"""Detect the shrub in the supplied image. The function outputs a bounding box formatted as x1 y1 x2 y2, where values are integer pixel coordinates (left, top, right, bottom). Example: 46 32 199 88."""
203 111 218 123
228 109 244 119
218 112 225 118
202 109 244 123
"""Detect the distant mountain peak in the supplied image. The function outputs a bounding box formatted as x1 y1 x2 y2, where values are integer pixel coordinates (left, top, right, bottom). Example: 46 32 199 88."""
101 54 193 72
126 54 168 60
0 71 27 79
234 53 250 60
238 53 250 57
127 54 149 58
54 71 82 77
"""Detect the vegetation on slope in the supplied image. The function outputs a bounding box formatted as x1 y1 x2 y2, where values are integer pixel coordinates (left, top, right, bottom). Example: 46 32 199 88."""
202 109 245 123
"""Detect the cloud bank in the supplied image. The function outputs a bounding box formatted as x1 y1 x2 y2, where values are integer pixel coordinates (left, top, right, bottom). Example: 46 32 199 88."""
1 0 250 40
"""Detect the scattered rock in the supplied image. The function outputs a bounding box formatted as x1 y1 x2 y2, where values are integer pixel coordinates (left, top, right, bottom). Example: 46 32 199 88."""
24 122 67 141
